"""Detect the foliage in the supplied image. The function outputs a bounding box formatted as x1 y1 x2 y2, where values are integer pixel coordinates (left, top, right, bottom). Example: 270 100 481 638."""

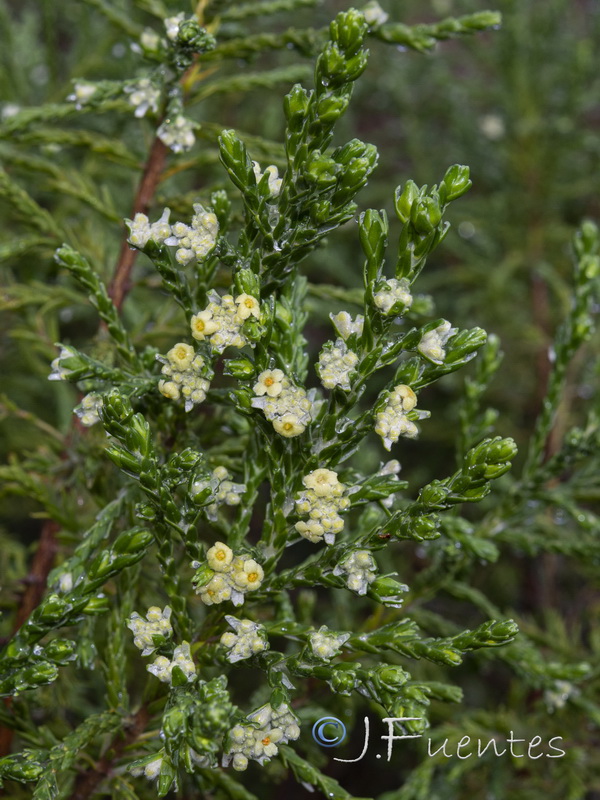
1 1 600 799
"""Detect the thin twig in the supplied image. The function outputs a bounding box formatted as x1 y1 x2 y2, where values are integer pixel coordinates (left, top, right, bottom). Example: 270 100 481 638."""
108 135 168 310
0 520 59 757
68 707 150 800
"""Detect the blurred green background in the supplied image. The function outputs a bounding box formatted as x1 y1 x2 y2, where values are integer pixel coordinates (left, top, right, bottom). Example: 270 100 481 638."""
1 0 600 798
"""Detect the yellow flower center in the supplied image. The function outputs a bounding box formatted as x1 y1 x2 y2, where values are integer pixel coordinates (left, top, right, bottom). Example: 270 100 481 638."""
262 736 271 746
244 299 255 308
216 550 226 561
247 572 258 583
264 377 274 386
283 422 294 432
195 320 205 332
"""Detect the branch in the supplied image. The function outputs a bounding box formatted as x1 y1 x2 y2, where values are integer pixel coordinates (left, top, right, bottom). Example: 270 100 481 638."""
0 520 59 757
68 707 150 800
108 135 168 310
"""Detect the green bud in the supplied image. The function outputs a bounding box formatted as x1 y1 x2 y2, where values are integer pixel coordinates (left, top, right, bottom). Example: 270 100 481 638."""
330 9 368 56
440 164 472 203
394 181 420 223
304 153 338 187
224 358 256 379
374 665 409 691
316 94 349 123
310 199 333 225
192 564 214 590
419 481 450 508
369 576 408 607
113 528 153 555
21 661 59 688
411 194 442 234
42 639 76 664
329 666 358 695
82 595 110 614
39 594 69 623
234 268 261 297
284 85 310 133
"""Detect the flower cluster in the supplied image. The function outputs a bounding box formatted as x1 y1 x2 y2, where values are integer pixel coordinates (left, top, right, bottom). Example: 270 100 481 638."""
220 616 269 663
125 78 160 118
294 468 350 544
417 320 456 364
363 0 389 27
317 339 359 391
164 203 219 265
223 703 300 771
375 384 427 450
127 606 173 656
74 393 103 427
192 466 246 520
67 81 97 109
157 115 195 153
147 641 196 683
48 345 79 382
252 371 314 438
191 291 255 353
308 625 351 660
373 278 413 314
157 343 210 412
252 161 283 196
330 310 364 341
193 542 264 606
125 208 171 249
164 12 185 40
130 754 164 783
333 550 377 595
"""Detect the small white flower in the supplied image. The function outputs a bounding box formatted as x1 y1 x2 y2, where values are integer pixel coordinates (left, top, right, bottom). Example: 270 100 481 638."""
127 606 172 656
374 384 427 450
144 756 163 780
235 293 260 321
165 204 219 264
125 78 160 118
130 754 164 781
74 393 103 427
302 468 343 498
231 558 264 592
164 12 185 41
333 550 377 595
363 1 389 27
220 616 268 663
253 369 284 397
157 115 195 153
67 81 97 109
1 103 21 120
308 625 351 660
126 208 171 249
139 28 162 52
48 345 79 382
57 572 73 593
417 320 456 364
146 640 195 683
252 161 283 196
374 278 413 315
330 311 364 341
207 541 234 572
317 339 358 391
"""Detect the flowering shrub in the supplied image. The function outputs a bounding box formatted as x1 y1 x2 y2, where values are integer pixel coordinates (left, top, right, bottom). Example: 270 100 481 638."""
1 2 599 799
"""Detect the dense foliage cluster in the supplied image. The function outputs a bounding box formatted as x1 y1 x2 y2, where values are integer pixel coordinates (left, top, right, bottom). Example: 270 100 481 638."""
1 1 599 799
